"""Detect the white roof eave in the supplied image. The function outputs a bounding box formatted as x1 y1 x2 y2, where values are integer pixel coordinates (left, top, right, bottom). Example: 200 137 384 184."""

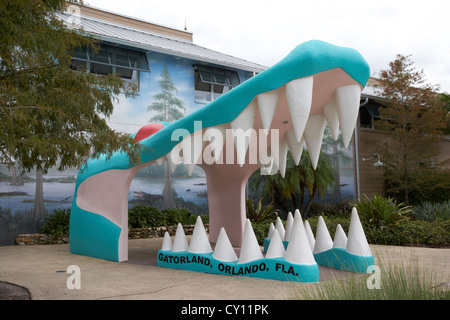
59 12 268 73
92 33 267 73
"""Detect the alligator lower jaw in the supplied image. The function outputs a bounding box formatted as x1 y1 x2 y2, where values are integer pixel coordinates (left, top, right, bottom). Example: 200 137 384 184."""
157 208 374 282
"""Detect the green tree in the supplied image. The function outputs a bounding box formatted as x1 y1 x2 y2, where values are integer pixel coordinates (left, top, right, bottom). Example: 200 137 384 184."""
437 92 450 135
374 54 448 204
147 64 186 209
0 0 141 219
249 150 334 218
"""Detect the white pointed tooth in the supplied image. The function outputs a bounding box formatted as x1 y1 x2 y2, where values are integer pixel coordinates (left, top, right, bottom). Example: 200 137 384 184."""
259 155 277 176
284 212 294 241
181 133 204 166
161 231 172 251
303 113 327 170
185 163 195 176
294 209 303 223
172 223 189 252
335 84 361 149
285 76 313 142
304 220 315 251
257 88 280 135
238 219 263 264
267 222 275 239
167 143 183 173
265 229 285 258
204 124 228 163
156 156 165 166
323 100 340 141
213 228 238 262
285 129 304 166
313 216 333 254
188 216 212 253
274 140 289 178
275 217 285 241
231 100 257 166
333 224 348 249
347 207 372 257
284 212 316 265
166 154 177 173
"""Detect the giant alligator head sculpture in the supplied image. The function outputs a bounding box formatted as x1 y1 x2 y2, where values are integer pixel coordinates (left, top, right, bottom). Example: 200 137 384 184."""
69 40 370 262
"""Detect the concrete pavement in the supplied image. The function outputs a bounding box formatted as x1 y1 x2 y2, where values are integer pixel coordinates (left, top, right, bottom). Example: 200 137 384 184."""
0 237 448 300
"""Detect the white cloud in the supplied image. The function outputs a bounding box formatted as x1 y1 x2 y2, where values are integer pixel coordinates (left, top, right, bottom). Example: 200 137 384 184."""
107 94 150 134
88 0 450 92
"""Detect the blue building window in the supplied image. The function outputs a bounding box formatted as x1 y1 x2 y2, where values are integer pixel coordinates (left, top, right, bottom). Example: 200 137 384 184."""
194 65 240 103
71 43 150 89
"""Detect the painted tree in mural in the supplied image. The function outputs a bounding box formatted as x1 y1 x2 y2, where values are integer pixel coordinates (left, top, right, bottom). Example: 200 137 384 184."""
374 54 448 204
147 65 186 208
0 0 141 220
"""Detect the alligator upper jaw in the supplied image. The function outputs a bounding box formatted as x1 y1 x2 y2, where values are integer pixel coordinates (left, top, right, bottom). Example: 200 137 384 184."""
158 67 362 175
74 67 364 253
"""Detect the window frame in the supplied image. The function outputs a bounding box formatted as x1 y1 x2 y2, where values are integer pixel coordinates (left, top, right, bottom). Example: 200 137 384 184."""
70 43 150 90
194 64 240 103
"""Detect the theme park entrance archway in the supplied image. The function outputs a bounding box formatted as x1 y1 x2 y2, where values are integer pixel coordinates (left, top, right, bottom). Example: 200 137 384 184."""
69 40 375 282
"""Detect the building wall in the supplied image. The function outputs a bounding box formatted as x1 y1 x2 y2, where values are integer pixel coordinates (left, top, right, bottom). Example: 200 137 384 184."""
0 48 255 245
356 125 450 200
357 127 387 199
107 51 253 134
436 138 450 169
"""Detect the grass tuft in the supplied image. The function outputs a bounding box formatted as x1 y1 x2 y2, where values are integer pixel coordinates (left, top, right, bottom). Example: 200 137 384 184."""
288 247 449 300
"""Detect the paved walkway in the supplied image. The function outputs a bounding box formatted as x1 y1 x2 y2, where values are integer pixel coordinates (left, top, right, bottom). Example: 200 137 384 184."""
0 237 448 300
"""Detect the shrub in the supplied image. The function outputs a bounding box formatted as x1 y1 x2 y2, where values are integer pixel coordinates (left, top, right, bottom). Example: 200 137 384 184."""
246 198 277 222
398 169 450 205
161 208 201 225
41 208 71 237
161 208 184 226
412 202 438 222
308 200 353 218
412 200 450 222
252 220 274 245
353 194 412 227
128 204 208 228
364 219 450 248
256 214 450 248
434 200 450 221
128 204 164 228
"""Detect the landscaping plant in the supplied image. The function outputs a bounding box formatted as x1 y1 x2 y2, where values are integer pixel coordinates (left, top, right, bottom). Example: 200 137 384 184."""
353 194 412 228
40 208 71 237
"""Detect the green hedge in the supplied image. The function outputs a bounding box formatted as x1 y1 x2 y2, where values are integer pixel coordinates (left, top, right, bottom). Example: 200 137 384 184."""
40 204 449 248
364 219 450 248
253 215 450 248
40 205 209 237
128 204 208 228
